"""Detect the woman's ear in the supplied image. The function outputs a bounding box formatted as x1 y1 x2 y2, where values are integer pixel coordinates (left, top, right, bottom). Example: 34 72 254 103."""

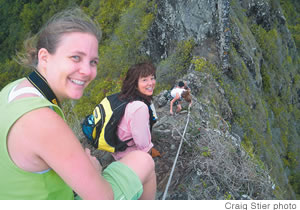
37 48 49 68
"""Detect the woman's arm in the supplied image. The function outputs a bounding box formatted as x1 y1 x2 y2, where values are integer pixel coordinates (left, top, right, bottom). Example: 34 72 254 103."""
10 107 114 200
129 103 153 152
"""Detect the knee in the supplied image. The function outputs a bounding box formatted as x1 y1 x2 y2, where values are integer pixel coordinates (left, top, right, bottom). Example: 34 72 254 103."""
121 150 154 169
120 150 156 183
129 150 155 170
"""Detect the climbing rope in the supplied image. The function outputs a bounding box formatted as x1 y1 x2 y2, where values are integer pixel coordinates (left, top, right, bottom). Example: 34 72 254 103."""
162 105 191 200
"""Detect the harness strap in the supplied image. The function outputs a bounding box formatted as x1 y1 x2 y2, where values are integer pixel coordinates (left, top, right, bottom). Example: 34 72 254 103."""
27 70 60 107
147 104 156 125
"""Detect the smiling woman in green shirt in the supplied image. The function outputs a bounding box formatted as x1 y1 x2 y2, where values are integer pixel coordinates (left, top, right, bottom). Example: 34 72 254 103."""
0 8 156 200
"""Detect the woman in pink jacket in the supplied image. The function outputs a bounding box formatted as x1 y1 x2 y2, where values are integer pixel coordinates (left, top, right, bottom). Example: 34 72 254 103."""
112 62 158 161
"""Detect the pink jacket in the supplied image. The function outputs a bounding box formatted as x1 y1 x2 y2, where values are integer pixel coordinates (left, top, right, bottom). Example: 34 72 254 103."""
111 101 153 160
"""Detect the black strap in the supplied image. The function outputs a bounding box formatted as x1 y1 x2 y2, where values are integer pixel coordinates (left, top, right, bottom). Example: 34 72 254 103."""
148 105 157 131
27 70 60 107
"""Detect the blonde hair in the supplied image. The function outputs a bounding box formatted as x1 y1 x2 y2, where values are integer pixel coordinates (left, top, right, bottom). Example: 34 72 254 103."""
182 91 192 103
16 8 101 69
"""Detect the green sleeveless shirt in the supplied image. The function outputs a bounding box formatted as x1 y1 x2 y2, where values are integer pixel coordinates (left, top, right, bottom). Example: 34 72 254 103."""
0 79 74 200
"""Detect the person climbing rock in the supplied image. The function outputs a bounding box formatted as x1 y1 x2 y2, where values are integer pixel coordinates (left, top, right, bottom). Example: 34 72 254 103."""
169 81 192 115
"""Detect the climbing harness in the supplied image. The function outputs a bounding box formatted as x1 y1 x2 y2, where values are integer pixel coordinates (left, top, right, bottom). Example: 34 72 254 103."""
162 106 191 200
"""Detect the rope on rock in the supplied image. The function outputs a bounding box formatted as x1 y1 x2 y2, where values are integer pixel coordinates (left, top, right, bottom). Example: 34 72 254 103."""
162 105 191 200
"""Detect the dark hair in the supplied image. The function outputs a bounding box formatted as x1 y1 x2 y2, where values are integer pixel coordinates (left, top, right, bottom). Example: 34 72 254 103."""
119 62 156 104
178 81 185 87
16 8 102 69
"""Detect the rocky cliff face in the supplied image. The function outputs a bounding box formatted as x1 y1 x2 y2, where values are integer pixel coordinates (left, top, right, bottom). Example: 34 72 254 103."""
141 0 300 199
142 0 217 62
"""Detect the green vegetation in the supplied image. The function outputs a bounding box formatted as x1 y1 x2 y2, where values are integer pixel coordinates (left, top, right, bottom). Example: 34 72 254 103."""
0 0 85 89
228 0 300 198
250 25 280 66
280 0 300 52
289 172 300 199
97 0 155 79
192 56 220 77
200 146 211 157
157 39 195 85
